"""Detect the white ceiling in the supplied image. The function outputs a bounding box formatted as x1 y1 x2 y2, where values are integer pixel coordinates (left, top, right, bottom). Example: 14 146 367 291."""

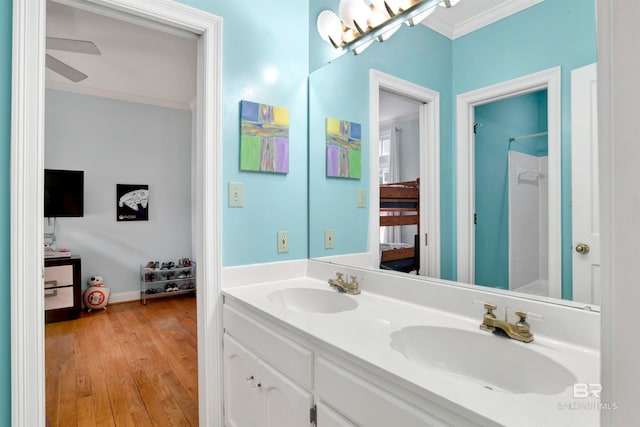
46 1 197 110
45 0 542 111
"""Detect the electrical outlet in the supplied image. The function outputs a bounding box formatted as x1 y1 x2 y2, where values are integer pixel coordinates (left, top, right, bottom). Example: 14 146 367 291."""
229 182 244 207
277 231 289 253
356 188 367 208
325 229 335 249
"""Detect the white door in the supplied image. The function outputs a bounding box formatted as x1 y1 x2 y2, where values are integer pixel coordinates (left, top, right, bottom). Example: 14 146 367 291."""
223 334 260 427
258 359 314 427
571 63 600 305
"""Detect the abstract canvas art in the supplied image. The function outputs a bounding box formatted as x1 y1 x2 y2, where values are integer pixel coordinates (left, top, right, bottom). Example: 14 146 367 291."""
240 100 290 173
326 117 361 179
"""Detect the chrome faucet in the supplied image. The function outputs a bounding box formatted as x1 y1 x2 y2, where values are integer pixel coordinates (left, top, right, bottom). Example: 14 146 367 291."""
328 272 361 295
479 303 535 343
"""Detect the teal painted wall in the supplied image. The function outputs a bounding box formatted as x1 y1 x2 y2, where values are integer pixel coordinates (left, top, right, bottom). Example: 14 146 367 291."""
180 0 310 266
0 0 11 423
452 0 596 298
474 91 547 289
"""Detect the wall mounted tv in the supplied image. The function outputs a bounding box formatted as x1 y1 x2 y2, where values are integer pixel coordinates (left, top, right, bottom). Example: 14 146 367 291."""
44 169 84 217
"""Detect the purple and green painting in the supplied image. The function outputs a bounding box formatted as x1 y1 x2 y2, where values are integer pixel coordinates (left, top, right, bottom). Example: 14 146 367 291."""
240 100 289 173
326 117 361 179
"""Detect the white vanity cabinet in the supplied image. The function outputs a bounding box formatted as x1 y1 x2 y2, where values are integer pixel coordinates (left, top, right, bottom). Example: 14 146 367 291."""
223 334 260 427
223 334 313 427
223 299 491 427
315 357 449 427
223 305 314 427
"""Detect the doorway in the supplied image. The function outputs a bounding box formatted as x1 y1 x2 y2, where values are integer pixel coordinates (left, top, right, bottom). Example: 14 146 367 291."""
456 67 562 298
44 2 198 423
369 70 441 278
473 89 549 295
11 1 222 425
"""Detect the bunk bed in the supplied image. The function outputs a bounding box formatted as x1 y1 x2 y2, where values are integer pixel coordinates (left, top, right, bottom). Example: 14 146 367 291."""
379 178 420 273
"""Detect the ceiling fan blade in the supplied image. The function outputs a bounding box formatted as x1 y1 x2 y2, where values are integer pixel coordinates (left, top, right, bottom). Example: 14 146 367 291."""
46 54 88 83
46 37 101 55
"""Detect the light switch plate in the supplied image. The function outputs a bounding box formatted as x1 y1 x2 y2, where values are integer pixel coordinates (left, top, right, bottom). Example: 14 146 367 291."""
325 229 335 249
277 231 289 253
229 182 243 207
356 188 367 208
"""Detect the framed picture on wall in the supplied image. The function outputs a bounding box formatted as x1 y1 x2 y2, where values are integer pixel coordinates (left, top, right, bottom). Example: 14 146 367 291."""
117 184 149 221
239 100 290 174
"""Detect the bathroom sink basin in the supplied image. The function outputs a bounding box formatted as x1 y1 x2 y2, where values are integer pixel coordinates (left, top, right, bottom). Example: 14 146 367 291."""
390 326 577 395
267 288 358 314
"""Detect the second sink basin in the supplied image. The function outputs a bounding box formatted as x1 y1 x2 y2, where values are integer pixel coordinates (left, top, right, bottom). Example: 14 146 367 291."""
267 288 358 314
390 325 577 395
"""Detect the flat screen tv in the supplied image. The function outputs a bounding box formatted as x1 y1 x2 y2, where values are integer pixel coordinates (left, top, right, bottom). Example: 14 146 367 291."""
44 169 84 217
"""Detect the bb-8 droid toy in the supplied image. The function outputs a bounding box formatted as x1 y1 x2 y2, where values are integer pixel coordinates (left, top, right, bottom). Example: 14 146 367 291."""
83 276 110 311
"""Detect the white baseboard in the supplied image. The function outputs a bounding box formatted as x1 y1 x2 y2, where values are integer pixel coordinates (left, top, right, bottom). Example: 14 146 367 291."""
222 259 308 289
108 290 141 304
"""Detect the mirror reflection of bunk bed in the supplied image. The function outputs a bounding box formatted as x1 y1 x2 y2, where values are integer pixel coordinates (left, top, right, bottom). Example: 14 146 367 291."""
379 178 419 273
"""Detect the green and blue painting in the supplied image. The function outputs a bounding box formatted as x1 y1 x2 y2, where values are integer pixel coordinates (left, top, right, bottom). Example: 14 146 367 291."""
240 100 289 173
326 117 361 179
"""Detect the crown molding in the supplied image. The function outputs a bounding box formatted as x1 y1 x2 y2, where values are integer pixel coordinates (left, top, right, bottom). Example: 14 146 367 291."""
46 79 193 111
424 0 543 40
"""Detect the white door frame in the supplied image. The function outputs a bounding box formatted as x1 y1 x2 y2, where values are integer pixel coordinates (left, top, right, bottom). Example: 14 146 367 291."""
456 66 561 298
369 70 440 277
10 1 223 425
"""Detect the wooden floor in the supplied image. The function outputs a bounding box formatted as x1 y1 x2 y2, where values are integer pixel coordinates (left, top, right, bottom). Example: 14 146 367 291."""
45 295 198 427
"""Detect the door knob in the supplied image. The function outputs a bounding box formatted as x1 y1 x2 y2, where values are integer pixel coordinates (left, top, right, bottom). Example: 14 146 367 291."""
575 243 590 254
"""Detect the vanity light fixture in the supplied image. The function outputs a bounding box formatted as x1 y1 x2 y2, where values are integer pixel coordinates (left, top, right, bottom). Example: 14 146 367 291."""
317 0 461 55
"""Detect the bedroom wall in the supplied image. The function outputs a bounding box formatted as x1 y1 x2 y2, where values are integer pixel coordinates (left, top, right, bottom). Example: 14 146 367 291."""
45 89 193 297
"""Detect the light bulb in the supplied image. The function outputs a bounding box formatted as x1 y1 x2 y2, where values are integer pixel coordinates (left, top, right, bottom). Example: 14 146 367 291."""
339 0 372 33
368 7 389 28
371 0 401 17
317 10 343 47
342 28 357 44
398 0 416 10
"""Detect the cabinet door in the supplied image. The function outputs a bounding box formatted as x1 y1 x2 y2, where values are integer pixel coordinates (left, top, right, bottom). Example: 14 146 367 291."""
223 334 260 427
316 402 359 427
257 359 313 427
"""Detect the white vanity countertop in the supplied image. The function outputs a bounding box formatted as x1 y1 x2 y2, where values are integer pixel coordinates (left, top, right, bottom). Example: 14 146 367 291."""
223 277 600 427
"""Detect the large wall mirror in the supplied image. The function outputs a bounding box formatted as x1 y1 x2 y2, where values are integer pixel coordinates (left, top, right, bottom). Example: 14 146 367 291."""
308 0 598 308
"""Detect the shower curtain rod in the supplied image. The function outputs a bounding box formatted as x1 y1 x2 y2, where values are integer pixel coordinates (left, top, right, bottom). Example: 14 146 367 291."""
509 131 548 142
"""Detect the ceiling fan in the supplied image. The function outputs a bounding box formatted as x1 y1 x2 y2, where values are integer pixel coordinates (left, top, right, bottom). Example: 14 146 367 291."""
46 37 101 83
